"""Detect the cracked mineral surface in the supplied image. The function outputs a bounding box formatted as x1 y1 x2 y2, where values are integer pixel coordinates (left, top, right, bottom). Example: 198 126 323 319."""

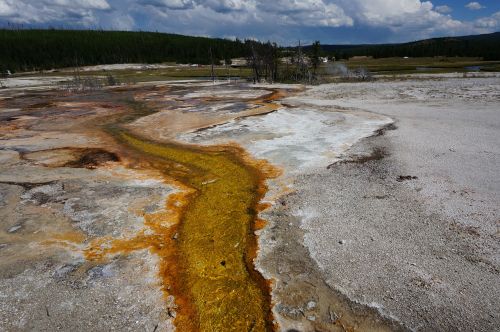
1 73 499 331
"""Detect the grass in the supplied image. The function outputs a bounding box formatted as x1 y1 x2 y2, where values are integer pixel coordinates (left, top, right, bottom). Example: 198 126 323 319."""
102 66 252 82
329 57 500 74
9 57 499 86
24 65 253 83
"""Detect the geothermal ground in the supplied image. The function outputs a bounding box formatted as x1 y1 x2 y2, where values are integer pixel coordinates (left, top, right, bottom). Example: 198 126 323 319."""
0 72 499 331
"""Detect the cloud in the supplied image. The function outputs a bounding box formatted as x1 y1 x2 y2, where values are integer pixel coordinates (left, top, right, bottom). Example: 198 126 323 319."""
0 0 499 44
50 0 111 10
474 11 500 29
331 0 466 42
466 2 485 10
435 5 452 14
256 1 353 27
202 0 251 13
0 0 111 25
337 0 436 26
0 1 15 16
138 0 195 10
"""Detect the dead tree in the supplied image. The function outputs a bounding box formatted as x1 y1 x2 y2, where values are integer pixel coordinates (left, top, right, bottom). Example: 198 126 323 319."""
311 41 321 78
246 41 261 83
209 46 216 83
292 40 311 83
224 58 232 82
263 42 279 83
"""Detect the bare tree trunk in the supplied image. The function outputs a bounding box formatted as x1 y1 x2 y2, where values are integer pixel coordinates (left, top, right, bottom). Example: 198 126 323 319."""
209 47 215 84
250 44 260 83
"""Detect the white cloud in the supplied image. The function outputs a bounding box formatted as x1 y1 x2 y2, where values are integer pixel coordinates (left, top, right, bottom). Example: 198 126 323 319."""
257 0 353 27
331 0 466 41
202 0 251 13
50 0 111 10
0 0 499 44
138 0 195 10
474 11 500 29
0 0 110 25
466 2 485 10
0 1 15 16
435 5 452 14
108 13 135 30
338 0 435 25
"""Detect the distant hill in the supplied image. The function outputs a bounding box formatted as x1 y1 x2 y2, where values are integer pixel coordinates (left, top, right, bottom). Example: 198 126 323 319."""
315 32 500 60
0 29 249 73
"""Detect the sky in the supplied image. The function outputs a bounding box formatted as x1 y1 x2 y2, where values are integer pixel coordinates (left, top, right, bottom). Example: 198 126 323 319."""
0 0 499 45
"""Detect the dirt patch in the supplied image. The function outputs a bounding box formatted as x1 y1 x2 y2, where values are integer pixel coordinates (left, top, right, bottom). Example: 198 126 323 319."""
24 102 55 110
375 122 398 136
21 148 120 169
396 175 418 182
64 148 120 169
1 116 18 122
0 181 56 190
327 148 386 169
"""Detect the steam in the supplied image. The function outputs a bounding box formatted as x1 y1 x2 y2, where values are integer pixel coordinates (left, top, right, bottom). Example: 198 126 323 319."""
325 63 349 76
324 62 373 81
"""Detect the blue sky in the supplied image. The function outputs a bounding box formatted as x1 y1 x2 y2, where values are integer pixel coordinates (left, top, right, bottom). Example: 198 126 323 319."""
0 0 499 45
447 1 499 20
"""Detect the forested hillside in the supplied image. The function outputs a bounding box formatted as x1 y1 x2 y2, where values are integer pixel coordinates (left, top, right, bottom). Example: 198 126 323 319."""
2 29 499 73
0 29 249 72
319 32 500 60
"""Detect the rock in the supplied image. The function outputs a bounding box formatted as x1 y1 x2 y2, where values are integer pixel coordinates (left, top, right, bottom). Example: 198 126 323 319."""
329 308 339 322
8 225 22 233
53 263 80 280
339 240 346 245
306 301 316 310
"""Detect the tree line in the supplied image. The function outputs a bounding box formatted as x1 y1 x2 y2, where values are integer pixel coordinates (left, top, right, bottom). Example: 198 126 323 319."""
0 29 324 84
317 32 500 61
4 28 496 80
0 29 251 73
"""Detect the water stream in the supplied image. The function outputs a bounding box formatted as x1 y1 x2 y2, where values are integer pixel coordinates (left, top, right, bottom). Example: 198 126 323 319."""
84 90 281 331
